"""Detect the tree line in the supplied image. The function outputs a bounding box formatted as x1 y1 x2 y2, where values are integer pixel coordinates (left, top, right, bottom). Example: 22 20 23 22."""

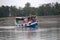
0 2 60 17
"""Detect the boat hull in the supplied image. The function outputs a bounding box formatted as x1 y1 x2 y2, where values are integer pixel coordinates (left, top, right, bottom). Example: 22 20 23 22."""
15 22 38 29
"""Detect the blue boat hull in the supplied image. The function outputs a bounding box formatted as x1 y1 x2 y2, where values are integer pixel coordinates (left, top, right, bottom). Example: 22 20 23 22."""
16 21 38 28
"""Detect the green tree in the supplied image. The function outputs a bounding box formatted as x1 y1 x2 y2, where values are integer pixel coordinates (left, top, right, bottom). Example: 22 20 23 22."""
0 5 9 17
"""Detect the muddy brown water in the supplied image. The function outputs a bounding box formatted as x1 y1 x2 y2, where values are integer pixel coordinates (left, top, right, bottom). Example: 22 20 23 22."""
0 27 60 40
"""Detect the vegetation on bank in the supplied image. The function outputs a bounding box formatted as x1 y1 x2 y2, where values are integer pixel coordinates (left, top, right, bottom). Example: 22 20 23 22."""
0 2 60 17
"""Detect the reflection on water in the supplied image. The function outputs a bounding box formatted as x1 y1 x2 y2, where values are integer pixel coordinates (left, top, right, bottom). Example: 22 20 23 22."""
0 28 60 40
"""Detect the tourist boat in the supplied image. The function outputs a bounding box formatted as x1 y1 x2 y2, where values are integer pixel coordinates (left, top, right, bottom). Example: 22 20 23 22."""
15 17 38 29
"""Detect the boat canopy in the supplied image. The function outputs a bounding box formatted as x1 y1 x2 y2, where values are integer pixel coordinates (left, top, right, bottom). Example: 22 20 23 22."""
16 17 25 20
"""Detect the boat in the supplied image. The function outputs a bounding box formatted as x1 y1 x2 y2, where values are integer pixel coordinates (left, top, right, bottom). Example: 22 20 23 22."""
15 17 38 29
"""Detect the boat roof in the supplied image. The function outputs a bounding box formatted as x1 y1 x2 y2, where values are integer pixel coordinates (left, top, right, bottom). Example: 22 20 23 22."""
16 17 25 18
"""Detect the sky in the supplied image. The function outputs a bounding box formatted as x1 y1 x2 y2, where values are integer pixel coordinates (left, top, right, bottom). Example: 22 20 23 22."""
0 0 60 8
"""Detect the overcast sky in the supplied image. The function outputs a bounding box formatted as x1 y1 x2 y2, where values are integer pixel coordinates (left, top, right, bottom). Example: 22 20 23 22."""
0 0 60 8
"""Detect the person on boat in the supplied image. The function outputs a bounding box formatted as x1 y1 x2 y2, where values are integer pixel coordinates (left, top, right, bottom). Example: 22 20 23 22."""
24 17 28 23
30 15 38 30
27 15 38 30
32 15 36 22
24 16 32 23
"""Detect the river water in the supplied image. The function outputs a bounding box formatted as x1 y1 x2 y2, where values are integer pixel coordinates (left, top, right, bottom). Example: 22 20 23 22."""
0 27 60 40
